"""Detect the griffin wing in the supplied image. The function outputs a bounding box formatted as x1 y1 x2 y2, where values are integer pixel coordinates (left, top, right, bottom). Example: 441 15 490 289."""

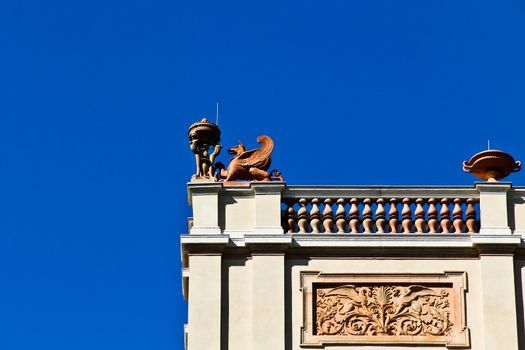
236 135 274 168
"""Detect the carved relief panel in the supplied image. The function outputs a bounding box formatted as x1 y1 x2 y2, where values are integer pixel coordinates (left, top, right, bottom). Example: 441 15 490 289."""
300 272 469 348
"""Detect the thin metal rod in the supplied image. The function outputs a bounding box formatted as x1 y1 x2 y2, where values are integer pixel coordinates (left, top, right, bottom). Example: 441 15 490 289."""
216 102 219 125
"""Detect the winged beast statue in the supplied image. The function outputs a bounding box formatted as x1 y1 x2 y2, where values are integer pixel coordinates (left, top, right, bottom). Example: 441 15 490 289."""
215 135 283 182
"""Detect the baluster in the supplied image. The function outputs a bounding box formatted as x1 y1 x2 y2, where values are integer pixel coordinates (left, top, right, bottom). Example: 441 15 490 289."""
414 198 425 233
349 198 360 233
310 198 321 233
362 198 373 232
322 198 334 233
297 198 309 233
401 198 412 233
453 198 464 233
375 198 386 233
466 198 477 233
427 198 438 233
286 202 296 233
389 198 399 233
440 198 451 233
335 198 347 233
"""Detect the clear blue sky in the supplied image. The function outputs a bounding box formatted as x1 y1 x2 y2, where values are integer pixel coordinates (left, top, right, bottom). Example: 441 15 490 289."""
1 1 524 349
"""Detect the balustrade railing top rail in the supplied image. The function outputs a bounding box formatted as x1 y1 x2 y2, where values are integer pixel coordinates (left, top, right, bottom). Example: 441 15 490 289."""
282 185 480 199
282 186 479 234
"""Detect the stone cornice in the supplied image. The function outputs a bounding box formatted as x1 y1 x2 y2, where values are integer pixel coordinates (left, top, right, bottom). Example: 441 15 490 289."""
180 233 524 259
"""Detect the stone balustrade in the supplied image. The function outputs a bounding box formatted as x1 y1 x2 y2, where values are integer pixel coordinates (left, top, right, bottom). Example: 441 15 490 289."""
282 187 480 234
186 182 525 237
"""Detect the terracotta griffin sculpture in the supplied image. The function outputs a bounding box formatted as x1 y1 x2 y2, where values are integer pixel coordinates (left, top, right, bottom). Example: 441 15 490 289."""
215 135 283 182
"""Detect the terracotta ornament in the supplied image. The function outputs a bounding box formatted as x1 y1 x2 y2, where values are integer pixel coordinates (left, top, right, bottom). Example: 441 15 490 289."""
463 149 521 182
316 284 452 337
188 118 222 181
301 272 469 348
215 135 283 182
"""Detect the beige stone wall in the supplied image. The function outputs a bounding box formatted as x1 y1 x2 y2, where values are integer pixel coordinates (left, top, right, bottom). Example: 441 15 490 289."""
217 256 523 350
222 255 286 350
217 256 525 350
219 193 255 231
187 254 222 350
289 258 482 350
184 183 525 350
222 258 252 350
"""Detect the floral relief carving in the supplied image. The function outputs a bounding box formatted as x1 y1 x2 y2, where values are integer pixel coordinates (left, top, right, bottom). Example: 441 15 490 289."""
316 284 452 337
300 272 469 348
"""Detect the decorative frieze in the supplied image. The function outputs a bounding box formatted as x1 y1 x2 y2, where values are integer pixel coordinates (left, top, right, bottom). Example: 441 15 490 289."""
317 285 452 337
301 272 469 348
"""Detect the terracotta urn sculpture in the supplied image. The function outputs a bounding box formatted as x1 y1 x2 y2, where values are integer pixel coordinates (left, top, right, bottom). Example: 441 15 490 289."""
463 149 521 182
188 118 222 181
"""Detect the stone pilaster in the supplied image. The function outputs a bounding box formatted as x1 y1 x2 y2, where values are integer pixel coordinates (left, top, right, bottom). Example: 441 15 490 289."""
250 252 285 350
479 252 519 350
475 181 519 349
187 253 222 350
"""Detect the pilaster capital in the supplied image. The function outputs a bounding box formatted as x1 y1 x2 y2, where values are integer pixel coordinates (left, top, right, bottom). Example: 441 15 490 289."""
475 181 512 193
245 234 292 254
472 235 521 254
180 234 229 267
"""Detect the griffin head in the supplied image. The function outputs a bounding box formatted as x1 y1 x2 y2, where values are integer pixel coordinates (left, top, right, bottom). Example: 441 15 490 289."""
228 140 247 155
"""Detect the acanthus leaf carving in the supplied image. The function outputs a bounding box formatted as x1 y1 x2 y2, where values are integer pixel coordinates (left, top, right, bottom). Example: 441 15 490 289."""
315 284 453 338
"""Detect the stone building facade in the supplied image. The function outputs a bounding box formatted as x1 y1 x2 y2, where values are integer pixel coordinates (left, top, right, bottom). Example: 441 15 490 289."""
182 119 525 350
182 181 525 350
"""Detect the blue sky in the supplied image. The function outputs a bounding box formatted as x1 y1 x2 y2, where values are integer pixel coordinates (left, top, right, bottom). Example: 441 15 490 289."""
1 1 524 349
